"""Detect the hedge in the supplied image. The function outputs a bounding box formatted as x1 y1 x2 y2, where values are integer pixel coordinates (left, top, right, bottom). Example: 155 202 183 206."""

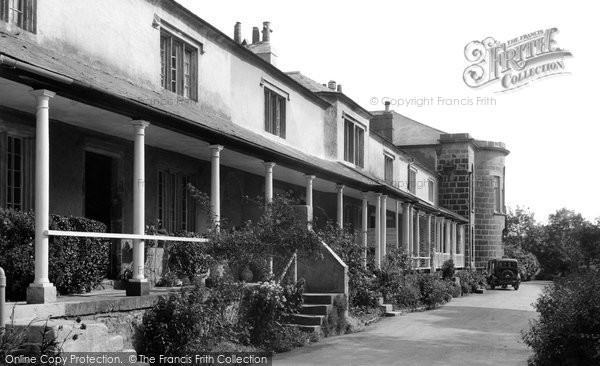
0 209 110 301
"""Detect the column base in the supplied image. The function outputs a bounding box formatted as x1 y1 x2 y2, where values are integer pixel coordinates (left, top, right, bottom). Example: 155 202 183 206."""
26 283 57 304
126 280 150 296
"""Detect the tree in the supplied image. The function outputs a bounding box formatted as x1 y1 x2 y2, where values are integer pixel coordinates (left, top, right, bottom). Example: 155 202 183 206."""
578 221 600 268
502 207 541 280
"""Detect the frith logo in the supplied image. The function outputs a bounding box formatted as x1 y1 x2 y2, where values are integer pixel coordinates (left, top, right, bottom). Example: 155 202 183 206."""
463 28 572 92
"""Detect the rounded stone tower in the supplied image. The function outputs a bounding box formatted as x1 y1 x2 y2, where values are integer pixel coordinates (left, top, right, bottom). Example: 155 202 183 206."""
473 140 509 268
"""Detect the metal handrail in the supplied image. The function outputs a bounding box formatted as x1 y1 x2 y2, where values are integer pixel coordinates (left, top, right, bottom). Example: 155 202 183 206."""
277 251 298 284
45 230 209 243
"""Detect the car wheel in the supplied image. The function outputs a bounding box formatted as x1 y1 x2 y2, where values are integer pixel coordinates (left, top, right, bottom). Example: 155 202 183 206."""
501 284 507 289
514 284 519 290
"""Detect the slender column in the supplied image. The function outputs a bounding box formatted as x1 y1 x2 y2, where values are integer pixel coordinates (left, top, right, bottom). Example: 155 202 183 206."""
439 219 443 252
209 145 223 229
402 202 410 253
395 201 400 249
445 219 451 254
264 162 276 203
414 210 420 259
336 184 344 228
380 195 388 260
437 218 442 252
361 193 369 267
0 267 5 331
459 225 465 255
452 222 458 257
27 90 56 304
408 205 414 256
374 193 382 269
127 120 151 296
425 214 432 268
305 175 315 208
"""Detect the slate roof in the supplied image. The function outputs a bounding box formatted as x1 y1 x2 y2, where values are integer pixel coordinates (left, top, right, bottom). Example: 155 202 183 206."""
0 32 467 222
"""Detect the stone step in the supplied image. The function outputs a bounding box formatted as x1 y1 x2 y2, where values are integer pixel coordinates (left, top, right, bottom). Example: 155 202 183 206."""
379 304 393 313
9 319 126 354
296 325 322 335
286 314 325 326
302 293 343 305
300 304 330 316
384 311 403 317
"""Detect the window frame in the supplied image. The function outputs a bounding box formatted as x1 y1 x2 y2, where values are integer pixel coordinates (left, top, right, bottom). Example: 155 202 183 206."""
408 166 417 194
1 131 33 211
6 135 23 210
157 169 196 233
160 30 198 101
427 178 435 202
343 117 365 168
493 175 502 213
0 0 36 33
264 87 287 138
384 153 394 184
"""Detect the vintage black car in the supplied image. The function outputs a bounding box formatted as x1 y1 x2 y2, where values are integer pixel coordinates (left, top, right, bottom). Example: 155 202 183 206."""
486 258 521 290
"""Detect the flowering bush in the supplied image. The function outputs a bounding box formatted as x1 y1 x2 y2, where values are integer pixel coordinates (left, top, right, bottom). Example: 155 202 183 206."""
242 280 304 346
141 279 246 356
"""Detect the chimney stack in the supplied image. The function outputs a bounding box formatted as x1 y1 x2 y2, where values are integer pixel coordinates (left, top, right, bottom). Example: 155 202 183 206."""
252 27 260 44
385 101 391 112
337 84 343 93
234 22 242 44
262 21 272 42
328 80 337 91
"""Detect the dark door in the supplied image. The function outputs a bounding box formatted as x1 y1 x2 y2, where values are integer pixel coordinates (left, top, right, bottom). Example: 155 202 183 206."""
84 151 113 229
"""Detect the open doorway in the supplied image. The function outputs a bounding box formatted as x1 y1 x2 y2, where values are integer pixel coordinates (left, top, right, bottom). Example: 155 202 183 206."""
84 151 113 230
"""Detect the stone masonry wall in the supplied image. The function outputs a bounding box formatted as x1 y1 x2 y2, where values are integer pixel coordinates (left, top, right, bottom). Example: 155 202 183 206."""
436 136 474 267
474 147 507 268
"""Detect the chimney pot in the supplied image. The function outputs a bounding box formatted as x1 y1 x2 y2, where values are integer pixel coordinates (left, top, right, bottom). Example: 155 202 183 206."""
252 27 260 44
384 101 391 112
337 84 343 92
328 80 337 90
262 21 272 42
234 22 242 44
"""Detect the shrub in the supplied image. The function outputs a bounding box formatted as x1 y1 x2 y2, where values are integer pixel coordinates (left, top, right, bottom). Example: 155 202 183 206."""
391 274 422 309
441 259 455 280
456 271 472 294
167 233 213 279
241 280 304 347
418 273 454 308
141 279 246 356
321 296 348 337
206 193 321 275
522 270 600 365
0 209 110 300
348 268 379 309
142 278 307 355
317 222 380 309
456 270 487 294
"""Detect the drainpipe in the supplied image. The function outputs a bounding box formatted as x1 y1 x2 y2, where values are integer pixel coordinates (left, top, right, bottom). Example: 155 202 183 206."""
0 267 5 335
0 55 74 84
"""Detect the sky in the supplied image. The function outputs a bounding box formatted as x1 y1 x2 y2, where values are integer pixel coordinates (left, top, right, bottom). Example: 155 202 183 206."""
176 0 599 223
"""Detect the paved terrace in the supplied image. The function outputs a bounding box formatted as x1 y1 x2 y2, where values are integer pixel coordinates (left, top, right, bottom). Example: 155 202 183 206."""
5 286 180 322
